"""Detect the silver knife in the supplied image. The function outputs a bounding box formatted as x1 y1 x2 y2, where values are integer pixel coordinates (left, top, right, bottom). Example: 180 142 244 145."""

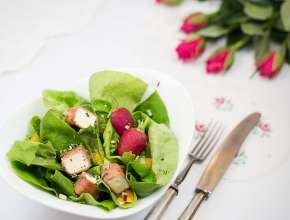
178 112 261 220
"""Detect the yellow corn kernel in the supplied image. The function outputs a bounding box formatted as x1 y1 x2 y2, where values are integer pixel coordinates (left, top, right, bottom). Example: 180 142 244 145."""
145 158 152 168
93 150 103 165
31 134 41 142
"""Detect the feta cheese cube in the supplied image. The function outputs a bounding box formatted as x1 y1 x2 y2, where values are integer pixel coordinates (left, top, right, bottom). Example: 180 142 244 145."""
66 107 98 129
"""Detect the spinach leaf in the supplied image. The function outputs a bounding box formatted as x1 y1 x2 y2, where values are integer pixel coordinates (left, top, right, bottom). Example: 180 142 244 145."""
70 193 116 211
40 109 79 152
42 90 87 111
45 170 75 196
89 71 148 111
7 140 61 170
135 91 170 126
126 160 162 197
79 127 104 165
10 161 57 195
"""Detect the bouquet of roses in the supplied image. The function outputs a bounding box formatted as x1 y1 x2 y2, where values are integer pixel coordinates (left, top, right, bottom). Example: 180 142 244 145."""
157 0 290 79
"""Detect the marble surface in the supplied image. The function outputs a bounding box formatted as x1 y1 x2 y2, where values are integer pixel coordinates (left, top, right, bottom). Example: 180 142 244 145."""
0 0 290 219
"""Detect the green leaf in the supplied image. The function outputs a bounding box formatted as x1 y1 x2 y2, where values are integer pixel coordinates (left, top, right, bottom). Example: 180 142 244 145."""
42 90 87 111
7 140 61 170
241 22 264 35
197 25 232 38
40 109 79 152
148 123 178 185
89 71 148 111
70 193 116 211
135 91 170 126
45 170 75 196
281 0 290 31
244 1 273 20
255 33 270 61
250 0 272 5
10 161 57 194
30 116 41 136
103 121 119 158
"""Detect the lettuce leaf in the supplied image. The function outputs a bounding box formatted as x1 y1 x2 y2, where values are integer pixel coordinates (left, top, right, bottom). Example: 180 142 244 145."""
42 90 87 111
70 193 116 211
89 71 147 111
135 91 170 126
149 123 178 185
10 161 57 195
40 109 79 152
7 140 61 170
45 170 75 196
30 116 41 135
103 121 119 158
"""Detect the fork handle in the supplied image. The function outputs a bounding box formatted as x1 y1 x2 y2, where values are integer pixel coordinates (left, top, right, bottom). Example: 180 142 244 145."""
178 192 206 220
144 187 177 220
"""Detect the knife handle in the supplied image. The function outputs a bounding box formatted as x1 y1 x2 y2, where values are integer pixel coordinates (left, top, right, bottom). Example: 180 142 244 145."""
144 187 177 220
178 192 206 220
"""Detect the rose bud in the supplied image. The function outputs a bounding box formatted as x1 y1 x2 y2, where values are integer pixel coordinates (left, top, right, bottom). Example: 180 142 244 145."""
206 47 234 74
156 0 183 6
181 12 208 34
256 51 285 79
176 35 206 61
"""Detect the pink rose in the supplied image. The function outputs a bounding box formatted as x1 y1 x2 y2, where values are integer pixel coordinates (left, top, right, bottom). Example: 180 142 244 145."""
176 35 205 61
257 51 285 79
181 12 208 34
206 48 234 74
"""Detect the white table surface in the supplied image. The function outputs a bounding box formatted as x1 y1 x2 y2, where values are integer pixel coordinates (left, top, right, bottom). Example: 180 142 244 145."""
1 0 290 219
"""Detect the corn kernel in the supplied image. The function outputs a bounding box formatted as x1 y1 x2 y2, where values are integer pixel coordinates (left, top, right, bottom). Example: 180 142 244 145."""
93 150 103 165
31 134 41 142
145 158 152 168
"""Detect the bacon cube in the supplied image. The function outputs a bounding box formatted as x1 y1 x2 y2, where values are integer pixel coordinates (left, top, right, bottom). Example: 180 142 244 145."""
74 172 99 197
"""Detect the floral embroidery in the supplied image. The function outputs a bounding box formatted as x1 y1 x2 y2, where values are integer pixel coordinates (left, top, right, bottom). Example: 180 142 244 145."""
194 122 207 139
233 151 248 166
213 96 233 111
252 121 271 138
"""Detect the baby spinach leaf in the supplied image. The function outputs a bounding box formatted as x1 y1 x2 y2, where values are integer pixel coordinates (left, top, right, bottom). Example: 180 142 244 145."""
89 71 148 111
79 127 104 165
45 170 75 196
40 109 79 152
70 193 116 211
127 174 161 198
42 90 87 111
149 123 178 185
135 91 169 126
10 161 57 195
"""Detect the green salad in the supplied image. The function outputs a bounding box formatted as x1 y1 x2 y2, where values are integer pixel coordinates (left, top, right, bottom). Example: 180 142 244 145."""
6 71 178 211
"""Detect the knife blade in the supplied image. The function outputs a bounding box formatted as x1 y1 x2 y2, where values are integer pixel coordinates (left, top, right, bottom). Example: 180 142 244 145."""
178 112 261 220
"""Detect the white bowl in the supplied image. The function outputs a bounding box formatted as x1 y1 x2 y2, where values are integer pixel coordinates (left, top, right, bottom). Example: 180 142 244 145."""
0 68 194 219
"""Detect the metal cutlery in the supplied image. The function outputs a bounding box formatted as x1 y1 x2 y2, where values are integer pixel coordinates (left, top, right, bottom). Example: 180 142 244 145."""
178 112 261 220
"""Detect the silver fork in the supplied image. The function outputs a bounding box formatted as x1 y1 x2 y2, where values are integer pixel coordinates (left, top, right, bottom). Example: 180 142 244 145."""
145 121 224 220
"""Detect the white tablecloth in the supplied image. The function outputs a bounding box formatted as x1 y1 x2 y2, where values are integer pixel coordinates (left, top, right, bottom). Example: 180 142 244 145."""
0 0 289 219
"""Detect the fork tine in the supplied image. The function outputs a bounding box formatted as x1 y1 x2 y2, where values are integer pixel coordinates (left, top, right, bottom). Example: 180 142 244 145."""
199 125 225 160
190 120 213 154
192 121 219 156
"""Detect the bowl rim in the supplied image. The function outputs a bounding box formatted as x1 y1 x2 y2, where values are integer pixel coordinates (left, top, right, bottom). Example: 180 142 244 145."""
0 67 195 219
